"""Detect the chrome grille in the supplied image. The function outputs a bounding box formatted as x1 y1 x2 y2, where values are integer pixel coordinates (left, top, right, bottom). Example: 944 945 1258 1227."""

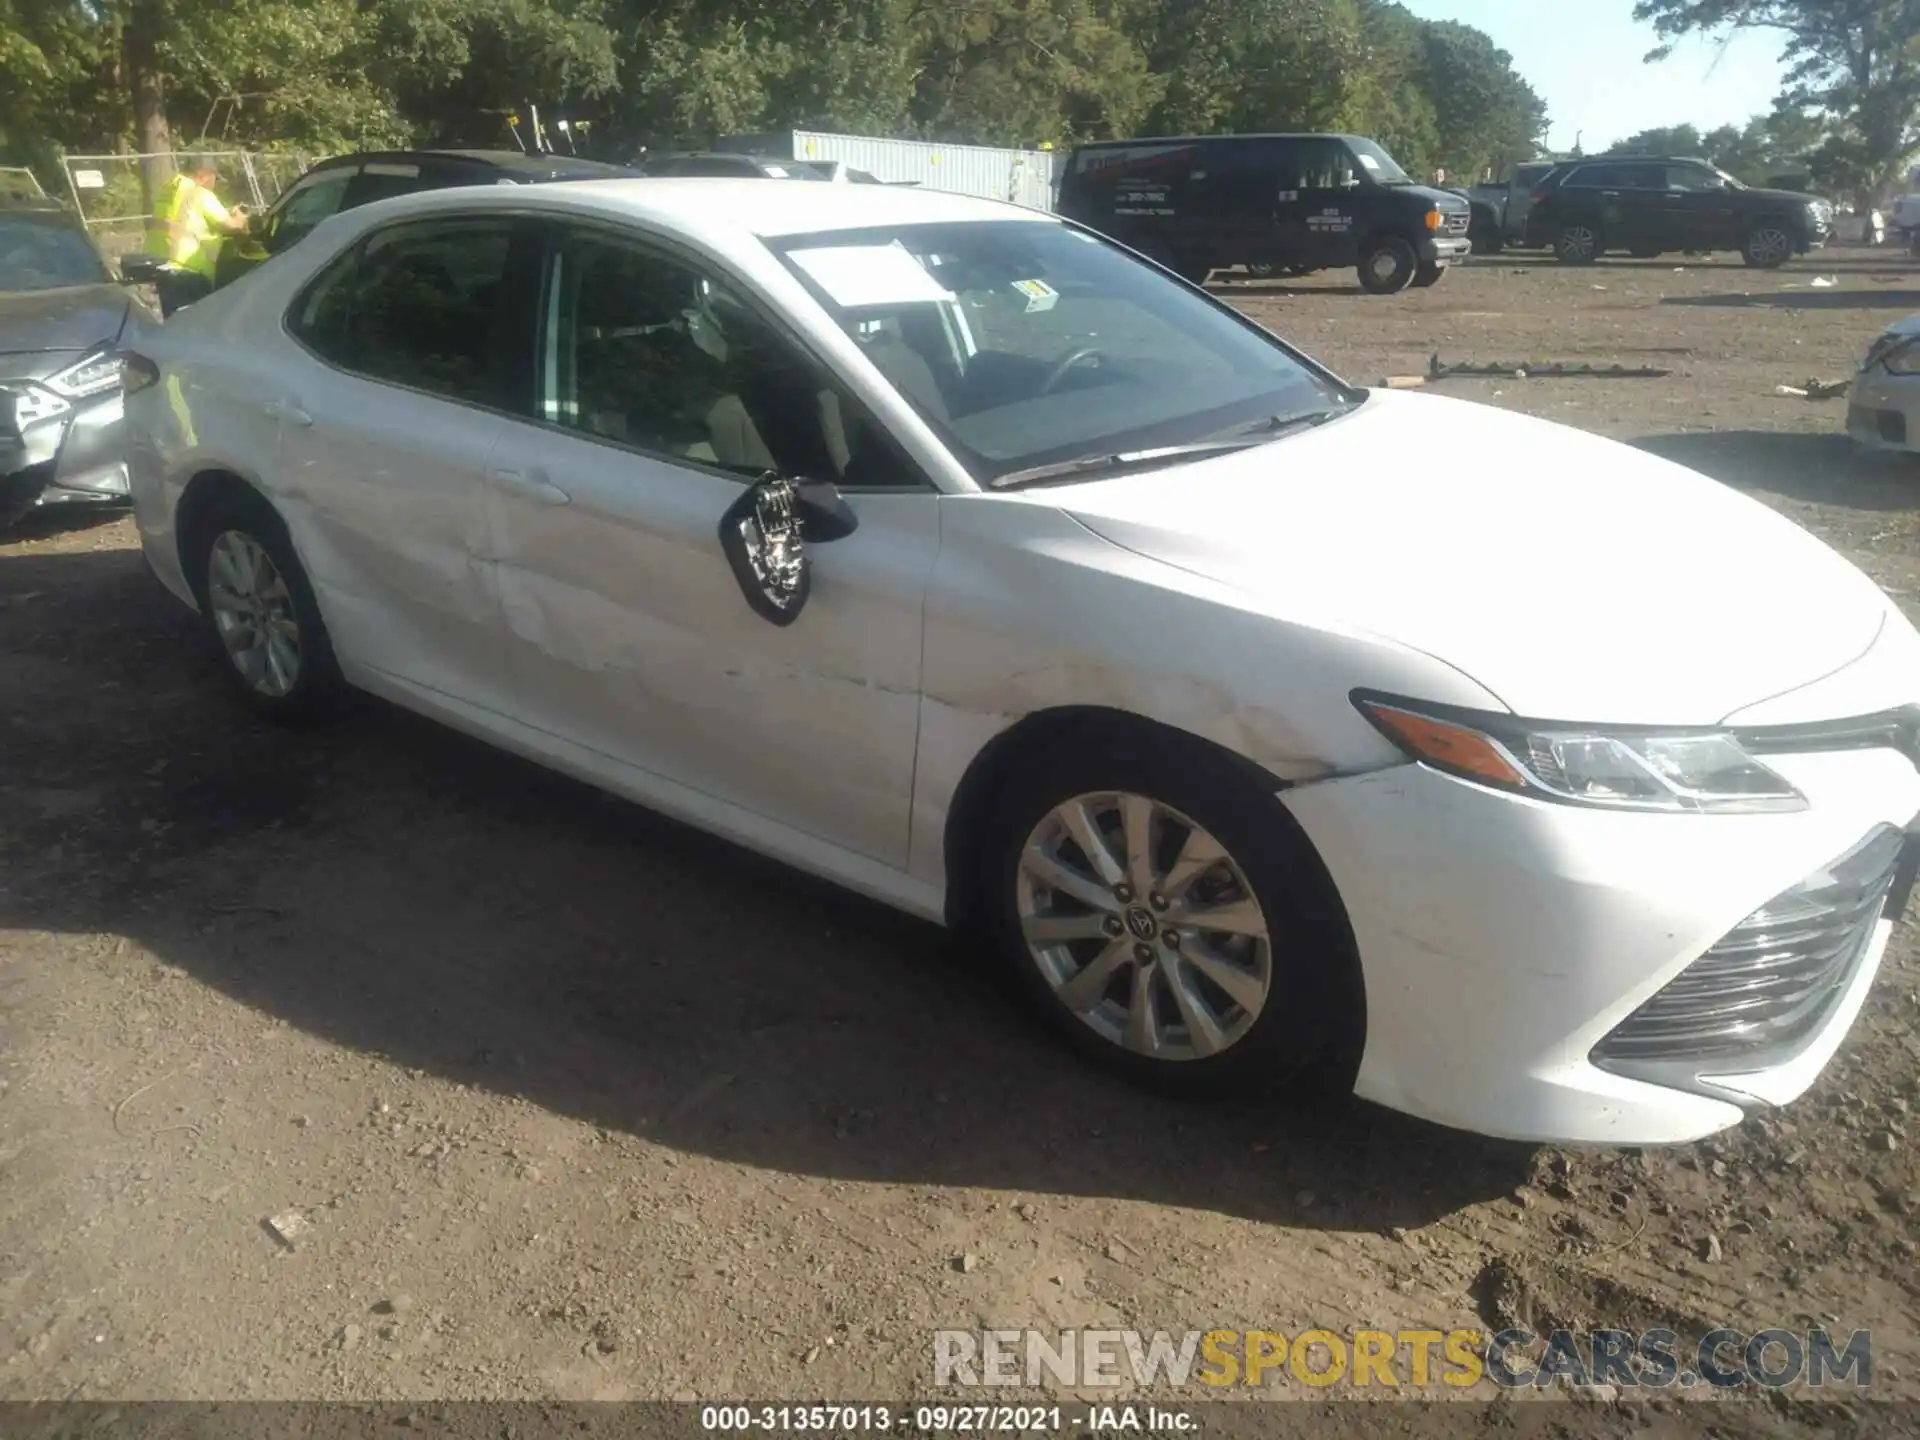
1593 825 1906 1067
1442 210 1470 235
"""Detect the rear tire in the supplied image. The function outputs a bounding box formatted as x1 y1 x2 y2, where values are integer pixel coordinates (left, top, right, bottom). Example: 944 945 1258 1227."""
187 488 340 725
1357 236 1418 294
1554 224 1602 264
974 731 1364 1099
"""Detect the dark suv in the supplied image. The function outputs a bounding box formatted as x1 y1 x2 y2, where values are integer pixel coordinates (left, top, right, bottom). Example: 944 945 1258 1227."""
1057 133 1472 294
1524 155 1832 267
213 148 640 289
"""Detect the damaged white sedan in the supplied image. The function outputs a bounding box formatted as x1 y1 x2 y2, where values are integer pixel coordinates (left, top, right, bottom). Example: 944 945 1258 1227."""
122 180 1920 1147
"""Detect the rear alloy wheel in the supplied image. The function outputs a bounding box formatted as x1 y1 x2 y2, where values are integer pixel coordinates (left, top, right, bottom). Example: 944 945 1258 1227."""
1743 223 1795 268
192 495 339 722
1555 224 1602 264
978 740 1364 1097
1358 236 1418 294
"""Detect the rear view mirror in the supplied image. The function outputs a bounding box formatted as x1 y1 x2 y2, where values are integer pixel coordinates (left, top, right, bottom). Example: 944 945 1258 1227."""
118 254 164 284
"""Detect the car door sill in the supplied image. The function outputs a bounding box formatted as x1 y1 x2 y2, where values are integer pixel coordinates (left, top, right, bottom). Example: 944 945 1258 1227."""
340 660 948 925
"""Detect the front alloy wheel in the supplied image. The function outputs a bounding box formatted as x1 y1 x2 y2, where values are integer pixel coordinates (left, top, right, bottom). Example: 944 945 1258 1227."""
1744 224 1794 268
1556 225 1601 264
1017 792 1272 1061
208 529 303 698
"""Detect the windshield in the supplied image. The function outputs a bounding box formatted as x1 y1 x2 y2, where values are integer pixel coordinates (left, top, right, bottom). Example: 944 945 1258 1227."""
0 215 110 293
769 220 1349 483
1347 138 1414 186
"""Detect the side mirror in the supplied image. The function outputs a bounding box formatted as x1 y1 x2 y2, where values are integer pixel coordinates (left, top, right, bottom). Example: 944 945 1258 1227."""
118 254 164 285
717 473 859 626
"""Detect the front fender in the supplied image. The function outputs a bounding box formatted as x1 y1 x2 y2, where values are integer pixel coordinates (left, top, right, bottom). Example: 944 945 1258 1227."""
906 495 1506 894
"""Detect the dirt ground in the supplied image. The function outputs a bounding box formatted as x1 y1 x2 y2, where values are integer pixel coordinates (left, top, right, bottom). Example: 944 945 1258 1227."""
3 246 1919 1430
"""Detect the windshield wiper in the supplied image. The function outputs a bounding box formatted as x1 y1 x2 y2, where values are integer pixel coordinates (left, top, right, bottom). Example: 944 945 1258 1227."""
988 438 1275 491
1220 406 1349 438
987 406 1351 491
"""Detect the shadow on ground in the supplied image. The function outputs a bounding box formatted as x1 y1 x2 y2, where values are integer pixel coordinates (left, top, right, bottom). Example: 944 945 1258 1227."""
0 545 1533 1234
1662 287 1920 311
1634 429 1920 510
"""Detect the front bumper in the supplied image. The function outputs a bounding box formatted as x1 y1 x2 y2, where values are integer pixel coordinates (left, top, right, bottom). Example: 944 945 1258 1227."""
1421 235 1472 266
1282 723 1920 1147
1 390 130 519
1847 370 1919 452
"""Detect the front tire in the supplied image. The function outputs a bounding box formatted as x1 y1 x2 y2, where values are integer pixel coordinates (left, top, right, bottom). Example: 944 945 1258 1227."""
975 733 1363 1098
1411 260 1445 288
1743 223 1795 268
188 490 339 723
1358 236 1418 294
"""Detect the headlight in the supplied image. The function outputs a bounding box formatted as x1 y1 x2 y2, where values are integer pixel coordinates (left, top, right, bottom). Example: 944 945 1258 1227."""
44 349 123 400
1864 332 1920 375
1354 694 1807 813
4 383 70 429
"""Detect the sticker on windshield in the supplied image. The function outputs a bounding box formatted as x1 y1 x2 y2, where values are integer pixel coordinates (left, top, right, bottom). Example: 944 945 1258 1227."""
789 244 954 308
1355 153 1381 171
1011 278 1058 314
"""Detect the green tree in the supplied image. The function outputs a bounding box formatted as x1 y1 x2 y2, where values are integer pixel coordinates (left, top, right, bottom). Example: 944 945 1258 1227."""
1413 12 1546 179
1633 0 1920 195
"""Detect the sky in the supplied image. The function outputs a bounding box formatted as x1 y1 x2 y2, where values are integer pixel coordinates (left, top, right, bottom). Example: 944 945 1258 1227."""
1398 0 1789 152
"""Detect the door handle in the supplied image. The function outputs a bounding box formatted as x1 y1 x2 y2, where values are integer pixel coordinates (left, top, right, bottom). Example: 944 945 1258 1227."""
264 400 312 427
487 466 570 505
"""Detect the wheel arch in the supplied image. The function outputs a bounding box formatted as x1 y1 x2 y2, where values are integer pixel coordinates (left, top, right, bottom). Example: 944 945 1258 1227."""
173 468 282 602
940 701 1368 1087
941 702 1337 921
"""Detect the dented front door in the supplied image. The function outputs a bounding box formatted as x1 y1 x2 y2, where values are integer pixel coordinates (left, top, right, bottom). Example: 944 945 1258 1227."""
482 427 939 867
478 218 939 866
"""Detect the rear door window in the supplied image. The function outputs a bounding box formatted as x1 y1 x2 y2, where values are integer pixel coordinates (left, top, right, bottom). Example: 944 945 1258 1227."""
288 217 519 409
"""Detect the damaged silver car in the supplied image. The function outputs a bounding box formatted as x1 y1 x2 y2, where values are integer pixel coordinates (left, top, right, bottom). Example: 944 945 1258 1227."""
1 190 155 530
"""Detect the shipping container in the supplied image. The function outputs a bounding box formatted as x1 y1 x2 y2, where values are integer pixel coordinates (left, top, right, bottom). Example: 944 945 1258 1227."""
714 130 1057 211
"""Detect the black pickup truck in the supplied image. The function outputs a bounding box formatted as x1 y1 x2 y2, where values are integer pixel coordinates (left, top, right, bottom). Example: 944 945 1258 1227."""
1459 160 1557 252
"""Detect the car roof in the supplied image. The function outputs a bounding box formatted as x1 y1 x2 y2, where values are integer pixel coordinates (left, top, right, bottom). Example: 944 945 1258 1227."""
336 177 1051 258
1070 133 1366 148
312 148 633 178
1563 155 1708 167
0 196 85 225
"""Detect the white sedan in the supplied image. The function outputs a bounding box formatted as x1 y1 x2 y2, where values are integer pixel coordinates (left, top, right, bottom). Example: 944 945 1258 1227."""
120 179 1920 1147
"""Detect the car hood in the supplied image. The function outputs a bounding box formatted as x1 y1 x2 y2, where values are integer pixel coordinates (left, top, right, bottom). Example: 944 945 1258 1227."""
1033 390 1894 725
0 284 130 364
1398 184 1468 212
1744 185 1819 207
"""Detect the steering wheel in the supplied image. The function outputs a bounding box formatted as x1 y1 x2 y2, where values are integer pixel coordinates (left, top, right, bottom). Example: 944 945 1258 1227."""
1039 344 1104 395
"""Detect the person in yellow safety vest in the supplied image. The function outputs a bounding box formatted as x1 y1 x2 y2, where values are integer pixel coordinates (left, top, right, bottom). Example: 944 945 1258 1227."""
143 156 249 318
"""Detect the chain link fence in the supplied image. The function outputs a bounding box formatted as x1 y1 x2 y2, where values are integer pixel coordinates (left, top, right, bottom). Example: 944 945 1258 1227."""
58 150 314 262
